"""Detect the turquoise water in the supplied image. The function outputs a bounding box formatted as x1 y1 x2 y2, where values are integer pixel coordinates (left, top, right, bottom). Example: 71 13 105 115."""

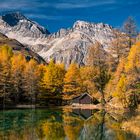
0 108 140 140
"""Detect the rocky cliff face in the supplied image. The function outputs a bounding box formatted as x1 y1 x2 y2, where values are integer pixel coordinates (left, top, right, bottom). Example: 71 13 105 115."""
40 20 115 67
0 12 117 67
0 12 50 52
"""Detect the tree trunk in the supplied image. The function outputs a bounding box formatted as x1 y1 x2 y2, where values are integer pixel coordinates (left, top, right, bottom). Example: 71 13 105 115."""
101 90 106 107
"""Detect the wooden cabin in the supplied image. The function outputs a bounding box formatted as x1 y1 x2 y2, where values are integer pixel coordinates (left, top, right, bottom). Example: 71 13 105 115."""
72 92 98 105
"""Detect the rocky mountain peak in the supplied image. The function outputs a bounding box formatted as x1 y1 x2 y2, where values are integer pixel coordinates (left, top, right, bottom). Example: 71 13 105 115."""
0 12 119 67
73 20 112 31
38 20 116 67
50 28 70 38
73 20 92 30
0 12 50 51
0 12 50 37
0 12 26 26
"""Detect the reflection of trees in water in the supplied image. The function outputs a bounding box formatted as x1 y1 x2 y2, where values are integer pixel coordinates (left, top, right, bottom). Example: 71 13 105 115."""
63 111 84 140
122 111 140 138
78 110 106 140
105 111 137 140
62 109 137 140
0 108 37 140
0 109 63 140
0 108 139 140
41 121 65 140
70 109 137 140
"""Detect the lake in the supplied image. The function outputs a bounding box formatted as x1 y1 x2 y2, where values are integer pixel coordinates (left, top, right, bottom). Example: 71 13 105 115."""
0 108 140 140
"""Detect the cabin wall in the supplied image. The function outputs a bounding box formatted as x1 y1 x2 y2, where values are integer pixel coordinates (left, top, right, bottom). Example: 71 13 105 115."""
72 98 80 104
80 95 92 104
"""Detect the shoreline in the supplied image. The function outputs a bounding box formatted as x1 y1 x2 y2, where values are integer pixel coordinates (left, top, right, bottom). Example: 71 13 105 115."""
1 102 138 111
0 103 125 111
0 104 64 110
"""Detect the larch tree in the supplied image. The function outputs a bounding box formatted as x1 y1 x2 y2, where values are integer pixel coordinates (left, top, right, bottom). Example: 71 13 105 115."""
80 66 98 94
0 45 13 105
24 59 40 104
109 30 129 66
105 58 126 99
125 42 140 107
115 74 128 107
11 54 26 103
63 63 83 96
40 60 65 98
87 42 110 105
114 42 140 108
123 16 138 48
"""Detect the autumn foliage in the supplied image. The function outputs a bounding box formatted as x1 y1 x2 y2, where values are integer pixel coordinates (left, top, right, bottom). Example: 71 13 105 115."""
0 21 140 108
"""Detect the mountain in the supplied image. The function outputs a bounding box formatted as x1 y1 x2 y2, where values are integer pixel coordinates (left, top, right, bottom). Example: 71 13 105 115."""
0 32 46 64
0 12 50 52
0 12 117 67
40 20 115 67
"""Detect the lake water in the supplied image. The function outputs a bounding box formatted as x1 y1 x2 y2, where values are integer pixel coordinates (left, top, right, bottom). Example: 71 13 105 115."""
0 108 140 140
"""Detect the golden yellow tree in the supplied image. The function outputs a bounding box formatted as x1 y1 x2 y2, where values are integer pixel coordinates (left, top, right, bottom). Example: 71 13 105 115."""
124 42 140 107
115 74 128 107
63 63 83 96
40 60 65 98
109 30 129 65
87 42 110 105
125 42 140 73
11 53 26 103
0 45 13 104
105 58 126 98
80 66 98 94
24 59 40 104
112 42 140 108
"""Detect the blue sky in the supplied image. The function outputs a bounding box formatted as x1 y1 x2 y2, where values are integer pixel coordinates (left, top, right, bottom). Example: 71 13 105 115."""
0 0 140 32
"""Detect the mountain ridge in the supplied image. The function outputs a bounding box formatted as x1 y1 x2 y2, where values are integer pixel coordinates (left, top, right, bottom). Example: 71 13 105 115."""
0 12 120 67
40 19 115 66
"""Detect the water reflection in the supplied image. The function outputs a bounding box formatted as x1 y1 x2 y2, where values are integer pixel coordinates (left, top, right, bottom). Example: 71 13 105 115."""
72 109 94 120
0 108 140 140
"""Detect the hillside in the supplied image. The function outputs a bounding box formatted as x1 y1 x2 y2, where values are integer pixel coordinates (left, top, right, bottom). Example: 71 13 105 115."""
0 32 45 64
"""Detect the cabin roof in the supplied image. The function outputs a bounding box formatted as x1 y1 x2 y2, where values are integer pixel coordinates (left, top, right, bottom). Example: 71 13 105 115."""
72 92 93 100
